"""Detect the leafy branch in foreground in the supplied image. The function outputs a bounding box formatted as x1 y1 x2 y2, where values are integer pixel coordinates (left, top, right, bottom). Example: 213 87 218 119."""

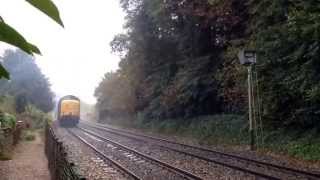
0 0 64 79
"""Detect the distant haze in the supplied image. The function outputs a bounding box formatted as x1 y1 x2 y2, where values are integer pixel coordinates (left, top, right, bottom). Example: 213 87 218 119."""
0 0 125 104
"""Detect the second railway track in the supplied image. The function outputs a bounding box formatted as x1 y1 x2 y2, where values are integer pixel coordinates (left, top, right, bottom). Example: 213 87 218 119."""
80 122 320 180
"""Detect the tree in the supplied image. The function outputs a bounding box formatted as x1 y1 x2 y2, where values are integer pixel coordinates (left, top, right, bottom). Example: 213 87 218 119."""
95 71 136 119
246 0 320 129
97 0 320 132
0 49 55 113
15 94 28 113
96 0 249 120
0 0 64 79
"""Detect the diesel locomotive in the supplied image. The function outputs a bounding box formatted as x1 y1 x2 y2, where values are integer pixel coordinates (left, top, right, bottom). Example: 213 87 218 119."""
57 95 80 127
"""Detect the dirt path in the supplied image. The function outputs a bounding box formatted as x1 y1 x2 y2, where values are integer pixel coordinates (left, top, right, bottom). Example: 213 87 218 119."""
0 131 51 180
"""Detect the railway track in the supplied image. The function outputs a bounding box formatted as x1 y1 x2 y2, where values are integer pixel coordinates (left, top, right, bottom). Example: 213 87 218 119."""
68 128 203 180
80 122 320 180
67 129 140 180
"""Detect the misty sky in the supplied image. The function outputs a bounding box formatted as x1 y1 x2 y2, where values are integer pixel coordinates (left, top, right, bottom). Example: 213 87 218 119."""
0 0 125 104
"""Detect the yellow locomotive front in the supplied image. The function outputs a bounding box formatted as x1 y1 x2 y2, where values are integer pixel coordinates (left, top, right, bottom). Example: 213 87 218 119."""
58 95 80 127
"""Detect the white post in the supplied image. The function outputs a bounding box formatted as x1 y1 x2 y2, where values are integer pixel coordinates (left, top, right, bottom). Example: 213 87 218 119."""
248 65 255 150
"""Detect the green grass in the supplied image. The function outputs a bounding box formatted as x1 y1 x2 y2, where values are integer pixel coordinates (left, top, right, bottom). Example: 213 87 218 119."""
0 153 12 161
287 142 320 160
263 129 320 161
136 115 249 146
0 129 13 161
22 130 36 141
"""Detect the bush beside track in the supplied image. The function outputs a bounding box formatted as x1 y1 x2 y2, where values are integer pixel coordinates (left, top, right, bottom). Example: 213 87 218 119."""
0 112 21 160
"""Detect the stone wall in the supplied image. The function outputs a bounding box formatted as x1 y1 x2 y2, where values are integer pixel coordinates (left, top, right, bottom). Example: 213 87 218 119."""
45 125 86 180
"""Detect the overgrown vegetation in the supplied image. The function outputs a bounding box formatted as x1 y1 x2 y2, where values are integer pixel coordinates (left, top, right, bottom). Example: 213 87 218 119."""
0 96 17 130
0 100 50 160
0 50 54 160
137 115 249 145
22 105 52 129
0 112 16 129
0 49 54 129
263 129 320 161
0 96 16 160
22 130 36 141
95 0 320 160
0 112 16 160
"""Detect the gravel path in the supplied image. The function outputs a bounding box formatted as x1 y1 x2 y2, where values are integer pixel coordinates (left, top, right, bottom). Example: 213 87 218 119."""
0 131 50 180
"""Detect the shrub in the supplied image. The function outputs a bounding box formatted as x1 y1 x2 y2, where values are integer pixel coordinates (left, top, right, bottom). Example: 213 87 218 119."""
133 114 248 145
0 129 5 152
0 96 16 115
23 131 36 141
0 112 16 129
0 128 13 160
23 105 52 129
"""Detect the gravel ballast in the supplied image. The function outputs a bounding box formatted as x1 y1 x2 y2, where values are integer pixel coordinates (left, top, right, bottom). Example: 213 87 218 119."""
79 123 318 180
54 127 128 180
79 125 259 180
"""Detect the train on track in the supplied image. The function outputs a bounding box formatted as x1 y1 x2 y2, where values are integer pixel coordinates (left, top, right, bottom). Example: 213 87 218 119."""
57 95 80 127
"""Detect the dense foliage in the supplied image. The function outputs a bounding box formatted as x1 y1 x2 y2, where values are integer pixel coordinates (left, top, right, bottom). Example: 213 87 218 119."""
22 105 52 129
248 0 320 129
0 49 55 113
0 112 16 129
95 0 320 131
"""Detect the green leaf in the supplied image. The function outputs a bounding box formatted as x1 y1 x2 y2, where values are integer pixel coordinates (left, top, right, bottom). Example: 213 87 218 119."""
0 64 9 79
26 0 64 27
0 21 40 55
28 43 42 55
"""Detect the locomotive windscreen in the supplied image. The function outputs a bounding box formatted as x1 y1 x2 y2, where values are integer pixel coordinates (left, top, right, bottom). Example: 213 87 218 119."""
60 99 80 117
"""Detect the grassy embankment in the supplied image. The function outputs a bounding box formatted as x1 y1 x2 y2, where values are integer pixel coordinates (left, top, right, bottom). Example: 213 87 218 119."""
103 114 320 162
0 96 16 160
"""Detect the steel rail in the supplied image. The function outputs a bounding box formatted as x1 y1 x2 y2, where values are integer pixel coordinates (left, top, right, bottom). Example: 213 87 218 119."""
67 129 142 180
77 127 203 180
80 125 281 180
81 122 320 179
